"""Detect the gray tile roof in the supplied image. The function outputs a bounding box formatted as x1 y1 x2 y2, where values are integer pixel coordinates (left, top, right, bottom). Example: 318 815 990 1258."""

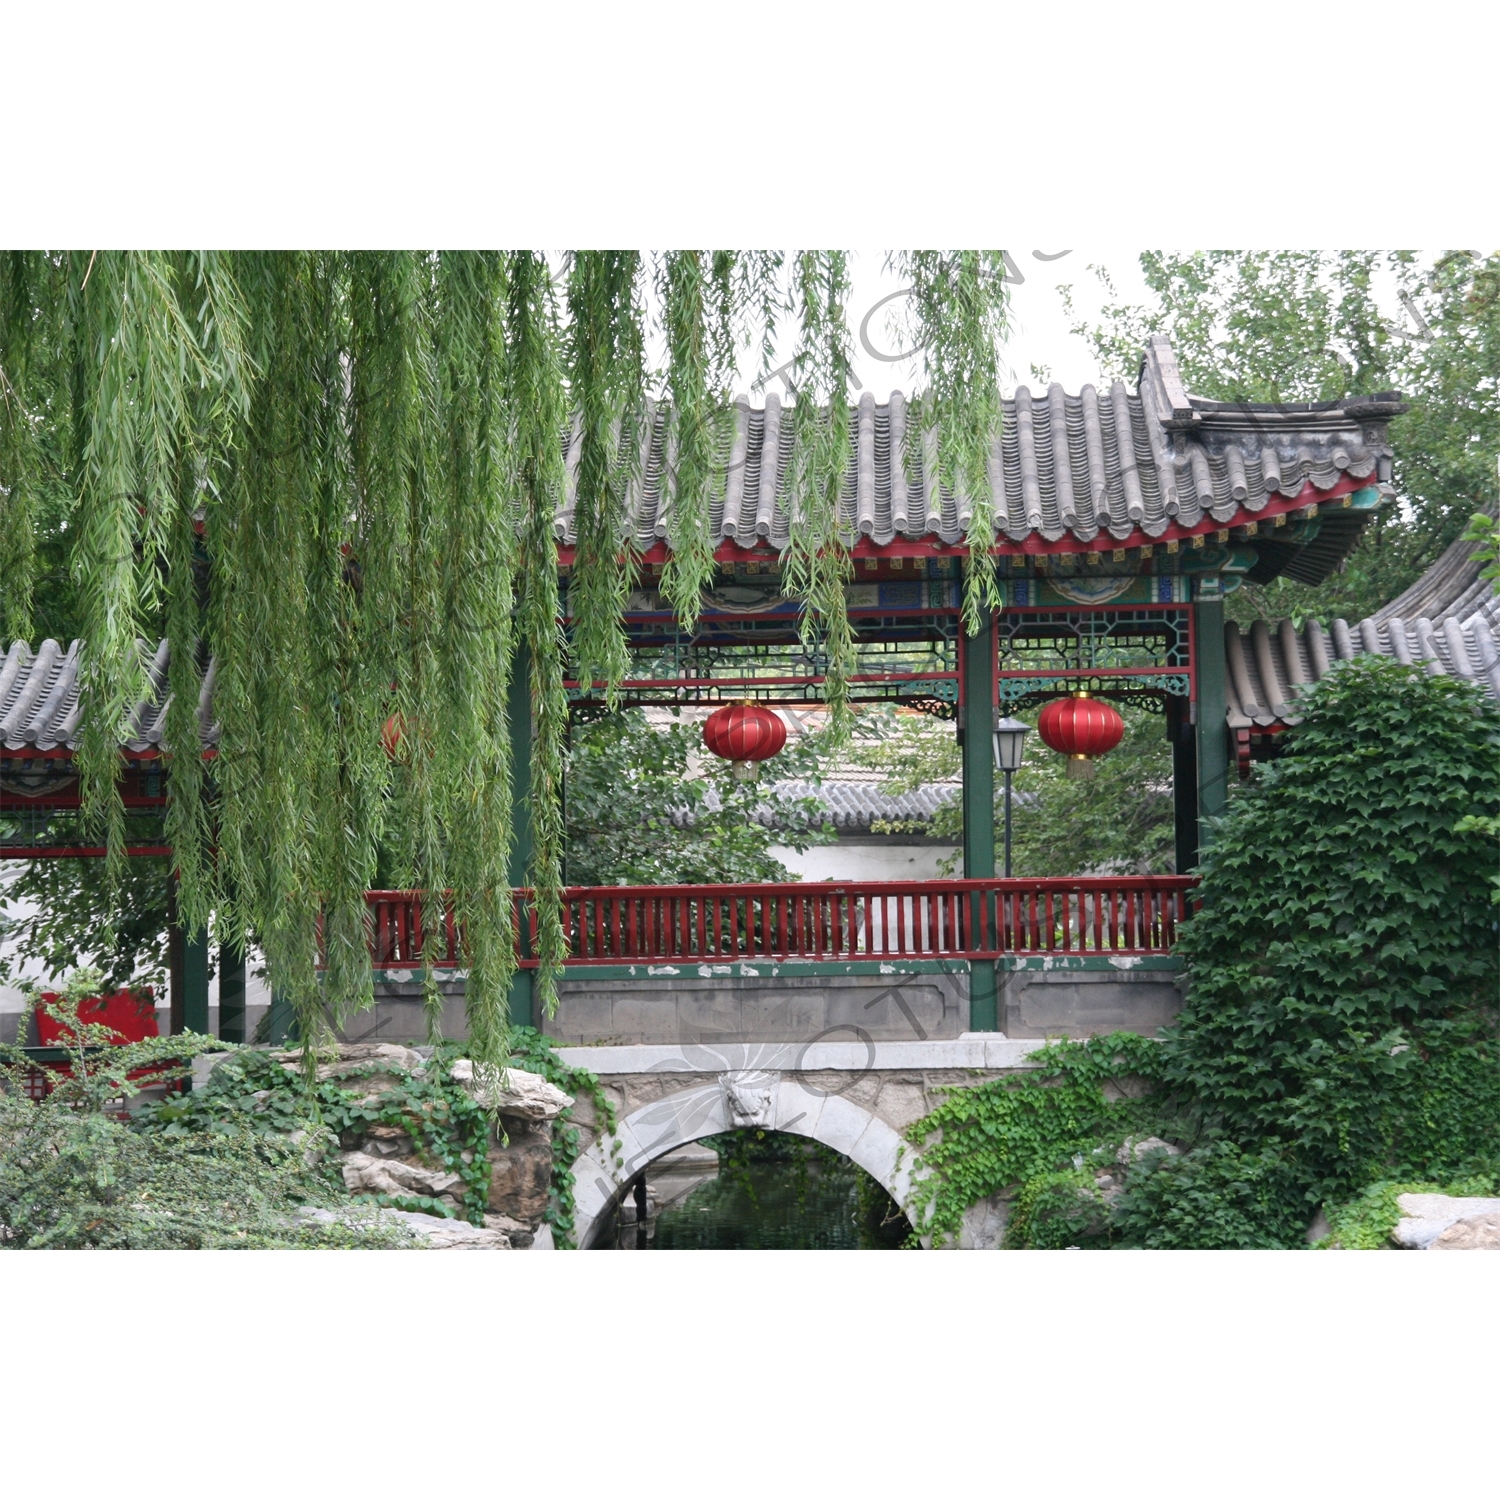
0 637 217 754
759 779 958 834
559 337 1403 571
1225 527 1500 729
666 779 959 835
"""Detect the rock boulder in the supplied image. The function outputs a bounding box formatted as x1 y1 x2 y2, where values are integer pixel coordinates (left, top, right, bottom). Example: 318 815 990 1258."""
1392 1193 1500 1249
341 1151 464 1203
449 1060 573 1120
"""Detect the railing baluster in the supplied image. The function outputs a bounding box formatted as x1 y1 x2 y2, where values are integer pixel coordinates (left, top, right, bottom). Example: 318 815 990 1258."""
350 876 1199 972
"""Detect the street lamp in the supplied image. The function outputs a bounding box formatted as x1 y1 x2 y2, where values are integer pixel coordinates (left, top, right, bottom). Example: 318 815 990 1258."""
992 715 1030 879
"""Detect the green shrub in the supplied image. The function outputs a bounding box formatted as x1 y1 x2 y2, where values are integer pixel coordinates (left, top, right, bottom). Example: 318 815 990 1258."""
903 658 1500 1249
0 1098 411 1249
0 987 411 1249
1110 1143 1306 1249
1162 658 1500 1221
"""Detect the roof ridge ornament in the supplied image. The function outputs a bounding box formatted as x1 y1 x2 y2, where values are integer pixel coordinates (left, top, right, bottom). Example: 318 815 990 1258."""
1139 335 1198 431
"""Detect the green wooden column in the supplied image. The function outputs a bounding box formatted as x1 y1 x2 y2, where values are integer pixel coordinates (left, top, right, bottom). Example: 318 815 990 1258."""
1168 695 1199 874
266 988 298 1044
1194 595 1230 852
961 607 999 1031
180 927 210 1035
507 644 535 1030
167 873 211 1037
218 935 247 1043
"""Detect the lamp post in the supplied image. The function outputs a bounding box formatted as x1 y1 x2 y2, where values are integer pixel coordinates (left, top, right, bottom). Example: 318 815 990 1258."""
992 715 1030 879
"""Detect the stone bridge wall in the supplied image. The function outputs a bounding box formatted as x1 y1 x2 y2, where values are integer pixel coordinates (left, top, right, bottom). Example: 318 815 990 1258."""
351 955 1185 1049
551 1037 1048 1249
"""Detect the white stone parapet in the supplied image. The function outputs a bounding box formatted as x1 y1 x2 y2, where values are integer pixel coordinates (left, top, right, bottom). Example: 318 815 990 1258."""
552 1033 1048 1076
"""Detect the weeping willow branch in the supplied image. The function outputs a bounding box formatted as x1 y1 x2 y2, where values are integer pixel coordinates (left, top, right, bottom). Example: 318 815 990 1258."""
895 252 1011 637
212 251 354 1054
0 249 1014 1059
432 250 517 1065
74 252 249 907
505 252 569 1018
0 251 47 642
566 250 644 704
659 251 735 634
784 251 857 742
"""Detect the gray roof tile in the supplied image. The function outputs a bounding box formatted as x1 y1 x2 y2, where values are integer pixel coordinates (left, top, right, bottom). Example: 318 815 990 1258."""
670 779 959 835
559 338 1403 565
0 638 217 754
1226 525 1500 727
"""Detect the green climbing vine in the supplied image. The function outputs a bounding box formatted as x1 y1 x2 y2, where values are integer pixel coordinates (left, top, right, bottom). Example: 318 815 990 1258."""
508 1025 618 1247
904 1032 1167 1247
137 1045 494 1225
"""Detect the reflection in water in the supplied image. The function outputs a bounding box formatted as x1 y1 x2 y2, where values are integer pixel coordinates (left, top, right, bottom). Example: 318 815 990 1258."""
601 1130 910 1250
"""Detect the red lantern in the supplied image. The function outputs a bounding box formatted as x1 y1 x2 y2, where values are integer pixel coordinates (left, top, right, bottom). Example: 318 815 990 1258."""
702 703 787 781
382 713 407 760
1037 691 1124 778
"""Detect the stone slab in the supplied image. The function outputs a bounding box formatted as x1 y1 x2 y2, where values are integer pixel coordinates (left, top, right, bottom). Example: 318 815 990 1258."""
553 1037 1048 1075
545 970 969 1047
1000 967 1185 1039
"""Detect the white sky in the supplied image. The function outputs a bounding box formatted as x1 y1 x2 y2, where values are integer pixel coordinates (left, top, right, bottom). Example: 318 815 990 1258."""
642 250 1442 406
736 251 1154 401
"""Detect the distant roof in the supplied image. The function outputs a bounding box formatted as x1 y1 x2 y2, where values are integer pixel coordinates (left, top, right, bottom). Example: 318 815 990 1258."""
759 779 957 835
557 336 1405 578
1225 526 1500 729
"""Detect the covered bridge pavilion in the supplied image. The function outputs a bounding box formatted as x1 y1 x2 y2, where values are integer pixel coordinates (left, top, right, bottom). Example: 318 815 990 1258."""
7 337 1486 1045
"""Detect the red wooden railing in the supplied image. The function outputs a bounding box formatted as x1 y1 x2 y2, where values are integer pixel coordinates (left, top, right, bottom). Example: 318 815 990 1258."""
359 876 1198 970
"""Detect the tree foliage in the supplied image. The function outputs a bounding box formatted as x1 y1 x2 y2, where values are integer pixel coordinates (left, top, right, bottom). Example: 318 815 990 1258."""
1064 251 1500 625
0 251 1011 1063
852 701 1175 874
0 855 173 993
564 709 835 886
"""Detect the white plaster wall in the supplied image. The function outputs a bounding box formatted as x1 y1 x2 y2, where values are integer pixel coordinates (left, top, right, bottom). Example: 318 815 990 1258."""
769 840 959 883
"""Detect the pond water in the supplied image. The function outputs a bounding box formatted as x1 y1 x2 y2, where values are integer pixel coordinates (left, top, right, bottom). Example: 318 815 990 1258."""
599 1130 910 1250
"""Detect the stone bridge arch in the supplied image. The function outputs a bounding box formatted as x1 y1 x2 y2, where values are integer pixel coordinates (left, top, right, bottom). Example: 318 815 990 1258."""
570 1070 923 1249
